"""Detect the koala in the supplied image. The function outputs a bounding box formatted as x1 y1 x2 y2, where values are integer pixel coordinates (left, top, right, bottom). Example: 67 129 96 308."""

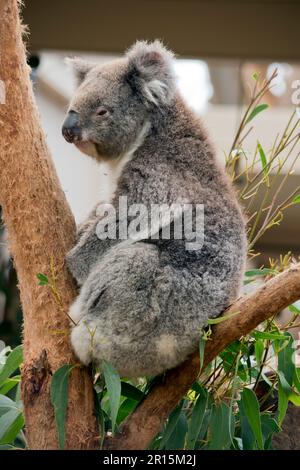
62 40 247 378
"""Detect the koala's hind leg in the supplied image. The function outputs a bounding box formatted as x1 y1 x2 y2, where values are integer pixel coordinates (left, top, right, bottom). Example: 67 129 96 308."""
69 241 167 376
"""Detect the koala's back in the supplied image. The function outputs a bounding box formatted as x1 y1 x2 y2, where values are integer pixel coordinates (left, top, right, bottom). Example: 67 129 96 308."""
115 100 246 295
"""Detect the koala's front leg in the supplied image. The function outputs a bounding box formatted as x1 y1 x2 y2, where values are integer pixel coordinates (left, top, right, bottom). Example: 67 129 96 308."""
66 205 100 284
67 208 120 285
75 204 101 243
67 220 99 285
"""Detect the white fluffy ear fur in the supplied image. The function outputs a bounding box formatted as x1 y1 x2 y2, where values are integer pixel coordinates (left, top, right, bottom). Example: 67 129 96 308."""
65 57 94 86
126 40 176 107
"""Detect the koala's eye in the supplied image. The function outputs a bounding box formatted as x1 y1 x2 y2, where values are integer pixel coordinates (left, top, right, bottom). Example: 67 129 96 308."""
96 107 108 117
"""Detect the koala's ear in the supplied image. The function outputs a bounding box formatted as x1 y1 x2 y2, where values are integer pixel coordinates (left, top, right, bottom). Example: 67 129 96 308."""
126 40 176 107
65 57 94 86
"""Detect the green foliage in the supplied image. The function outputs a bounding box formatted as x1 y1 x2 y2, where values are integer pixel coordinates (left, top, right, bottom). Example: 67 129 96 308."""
208 402 233 450
0 345 22 388
207 310 239 325
146 322 299 450
102 361 121 433
226 71 300 253
240 389 263 449
186 388 207 449
36 273 49 286
292 194 300 204
165 412 188 450
245 104 269 125
158 401 184 449
244 268 275 278
0 346 25 448
50 364 74 449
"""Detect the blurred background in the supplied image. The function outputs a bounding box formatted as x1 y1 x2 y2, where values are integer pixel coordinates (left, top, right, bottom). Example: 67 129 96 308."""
1 0 300 346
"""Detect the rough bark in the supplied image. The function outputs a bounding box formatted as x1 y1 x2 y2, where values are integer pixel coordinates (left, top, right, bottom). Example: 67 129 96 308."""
106 263 300 450
0 0 98 449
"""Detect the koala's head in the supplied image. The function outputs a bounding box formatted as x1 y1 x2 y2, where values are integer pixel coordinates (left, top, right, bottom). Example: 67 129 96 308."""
62 40 176 161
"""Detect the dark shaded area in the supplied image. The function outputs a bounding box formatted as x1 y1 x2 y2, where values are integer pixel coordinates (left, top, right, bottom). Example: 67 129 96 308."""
23 0 300 61
273 404 300 450
27 54 40 70
0 208 22 347
255 374 300 450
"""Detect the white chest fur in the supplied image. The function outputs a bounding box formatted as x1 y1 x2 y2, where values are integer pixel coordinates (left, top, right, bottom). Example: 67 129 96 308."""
98 121 150 204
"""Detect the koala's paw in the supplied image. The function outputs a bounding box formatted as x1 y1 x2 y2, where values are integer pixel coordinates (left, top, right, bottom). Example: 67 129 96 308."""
69 295 85 324
70 321 93 366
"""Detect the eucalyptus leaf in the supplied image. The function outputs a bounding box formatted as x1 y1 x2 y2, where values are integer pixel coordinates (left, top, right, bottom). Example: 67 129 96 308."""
289 394 300 406
186 389 208 450
277 370 294 396
261 414 280 449
241 388 264 450
245 103 269 124
36 273 49 285
0 412 24 445
288 304 300 315
239 400 255 450
292 194 300 204
50 364 74 449
102 361 121 433
0 444 18 450
245 268 274 277
278 332 295 386
255 339 264 367
199 335 206 372
278 383 289 426
208 403 233 450
197 409 211 448
165 413 188 450
0 346 23 388
159 402 183 450
294 368 300 393
207 310 239 325
0 409 22 442
0 347 12 367
0 394 21 412
257 141 269 185
121 382 144 402
0 377 20 396
116 398 138 425
252 331 287 341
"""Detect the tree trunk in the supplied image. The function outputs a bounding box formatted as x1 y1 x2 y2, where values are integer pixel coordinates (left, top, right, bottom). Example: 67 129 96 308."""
0 0 98 449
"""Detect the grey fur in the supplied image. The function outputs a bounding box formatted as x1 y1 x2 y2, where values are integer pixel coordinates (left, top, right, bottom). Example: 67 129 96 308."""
64 41 247 377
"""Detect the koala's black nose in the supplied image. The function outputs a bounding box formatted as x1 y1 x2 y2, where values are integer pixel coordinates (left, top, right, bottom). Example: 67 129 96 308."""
62 111 82 143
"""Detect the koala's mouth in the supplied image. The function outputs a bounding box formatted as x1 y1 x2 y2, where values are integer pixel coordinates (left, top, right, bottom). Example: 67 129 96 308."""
62 112 102 158
74 140 100 158
74 141 94 151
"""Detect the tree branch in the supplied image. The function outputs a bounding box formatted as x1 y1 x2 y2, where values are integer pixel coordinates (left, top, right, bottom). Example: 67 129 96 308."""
106 262 300 450
0 0 98 449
